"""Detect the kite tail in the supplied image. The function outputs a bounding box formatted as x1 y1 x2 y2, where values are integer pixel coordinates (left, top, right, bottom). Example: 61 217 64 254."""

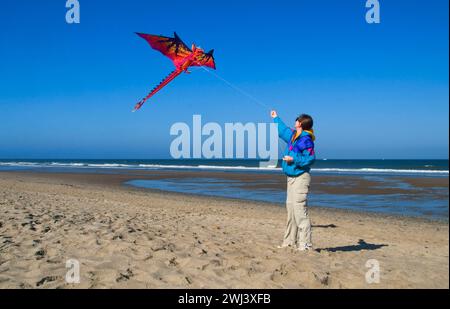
133 69 183 112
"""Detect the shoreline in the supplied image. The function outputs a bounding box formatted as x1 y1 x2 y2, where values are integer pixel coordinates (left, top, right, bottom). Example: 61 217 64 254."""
0 170 448 288
123 183 449 224
1 169 448 222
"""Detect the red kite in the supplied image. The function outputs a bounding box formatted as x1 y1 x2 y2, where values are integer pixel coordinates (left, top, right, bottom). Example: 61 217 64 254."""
133 32 216 111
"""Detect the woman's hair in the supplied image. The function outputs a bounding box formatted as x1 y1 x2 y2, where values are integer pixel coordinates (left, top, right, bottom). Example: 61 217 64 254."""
296 114 313 130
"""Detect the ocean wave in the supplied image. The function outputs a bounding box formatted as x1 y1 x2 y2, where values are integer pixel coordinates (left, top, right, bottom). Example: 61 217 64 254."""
86 163 133 168
0 162 41 166
0 161 448 175
49 162 85 167
311 168 449 175
197 165 279 170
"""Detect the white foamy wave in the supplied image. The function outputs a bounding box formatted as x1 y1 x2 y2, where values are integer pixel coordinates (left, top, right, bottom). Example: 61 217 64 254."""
197 165 279 171
0 162 41 166
138 164 198 169
0 161 448 175
138 164 280 171
311 168 449 175
50 162 85 167
141 165 448 175
0 162 133 169
86 163 133 168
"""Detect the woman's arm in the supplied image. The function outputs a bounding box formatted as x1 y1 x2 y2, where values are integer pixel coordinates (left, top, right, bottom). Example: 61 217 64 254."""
271 110 292 144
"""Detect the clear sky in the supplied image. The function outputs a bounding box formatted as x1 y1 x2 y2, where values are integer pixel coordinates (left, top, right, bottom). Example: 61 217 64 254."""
0 0 448 159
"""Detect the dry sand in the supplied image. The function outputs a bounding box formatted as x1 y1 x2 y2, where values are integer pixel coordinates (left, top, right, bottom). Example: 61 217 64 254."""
0 171 448 288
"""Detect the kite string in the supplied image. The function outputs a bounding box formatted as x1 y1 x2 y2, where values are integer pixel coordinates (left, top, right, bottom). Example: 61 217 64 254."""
201 67 271 111
201 67 285 159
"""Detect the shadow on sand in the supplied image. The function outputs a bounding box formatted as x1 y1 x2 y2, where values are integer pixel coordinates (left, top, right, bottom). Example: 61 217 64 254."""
316 239 388 253
312 224 337 228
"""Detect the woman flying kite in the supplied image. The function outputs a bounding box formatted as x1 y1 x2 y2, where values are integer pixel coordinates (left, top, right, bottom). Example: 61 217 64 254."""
133 32 216 111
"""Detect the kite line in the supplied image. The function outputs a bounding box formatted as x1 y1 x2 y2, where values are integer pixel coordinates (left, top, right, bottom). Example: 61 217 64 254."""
201 66 271 111
201 67 284 156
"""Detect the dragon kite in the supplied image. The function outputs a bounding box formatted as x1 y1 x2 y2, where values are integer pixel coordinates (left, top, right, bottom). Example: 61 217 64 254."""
133 32 216 111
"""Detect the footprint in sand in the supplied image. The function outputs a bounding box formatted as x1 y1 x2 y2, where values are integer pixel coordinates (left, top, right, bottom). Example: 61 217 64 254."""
270 263 288 281
35 249 46 260
36 276 59 287
210 259 222 267
116 268 134 282
166 257 179 267
112 234 123 240
313 271 330 286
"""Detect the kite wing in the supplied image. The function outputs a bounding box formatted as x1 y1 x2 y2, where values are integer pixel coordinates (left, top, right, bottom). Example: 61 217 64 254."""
136 32 192 64
192 49 216 69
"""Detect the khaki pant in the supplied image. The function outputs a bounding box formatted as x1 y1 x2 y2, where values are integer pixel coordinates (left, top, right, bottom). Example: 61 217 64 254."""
282 172 312 249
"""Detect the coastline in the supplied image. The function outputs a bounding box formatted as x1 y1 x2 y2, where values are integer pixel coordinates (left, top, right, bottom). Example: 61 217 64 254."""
1 168 447 220
0 170 448 288
2 169 448 221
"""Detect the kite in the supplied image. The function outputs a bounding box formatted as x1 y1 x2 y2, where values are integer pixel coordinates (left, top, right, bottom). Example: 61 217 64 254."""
133 32 216 111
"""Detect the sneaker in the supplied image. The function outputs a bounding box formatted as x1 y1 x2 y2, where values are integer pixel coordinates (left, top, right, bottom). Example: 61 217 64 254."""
296 245 313 252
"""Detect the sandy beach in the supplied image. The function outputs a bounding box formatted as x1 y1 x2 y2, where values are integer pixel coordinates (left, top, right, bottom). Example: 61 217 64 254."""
0 171 448 289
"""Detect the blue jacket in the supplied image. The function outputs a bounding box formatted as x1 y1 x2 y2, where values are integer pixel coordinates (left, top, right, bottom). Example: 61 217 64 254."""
274 116 316 177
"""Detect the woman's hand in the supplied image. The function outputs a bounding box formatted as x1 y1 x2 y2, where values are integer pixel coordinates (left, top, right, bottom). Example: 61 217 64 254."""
271 110 278 118
283 156 294 163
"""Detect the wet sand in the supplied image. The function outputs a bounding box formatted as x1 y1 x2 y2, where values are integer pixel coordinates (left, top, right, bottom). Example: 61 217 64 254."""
3 168 447 196
0 171 448 288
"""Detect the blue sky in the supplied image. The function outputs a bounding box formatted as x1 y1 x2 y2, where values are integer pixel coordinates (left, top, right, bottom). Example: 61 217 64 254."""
0 0 448 159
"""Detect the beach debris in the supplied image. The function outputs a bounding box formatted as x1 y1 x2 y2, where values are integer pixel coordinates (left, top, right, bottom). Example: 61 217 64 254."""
133 32 216 111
